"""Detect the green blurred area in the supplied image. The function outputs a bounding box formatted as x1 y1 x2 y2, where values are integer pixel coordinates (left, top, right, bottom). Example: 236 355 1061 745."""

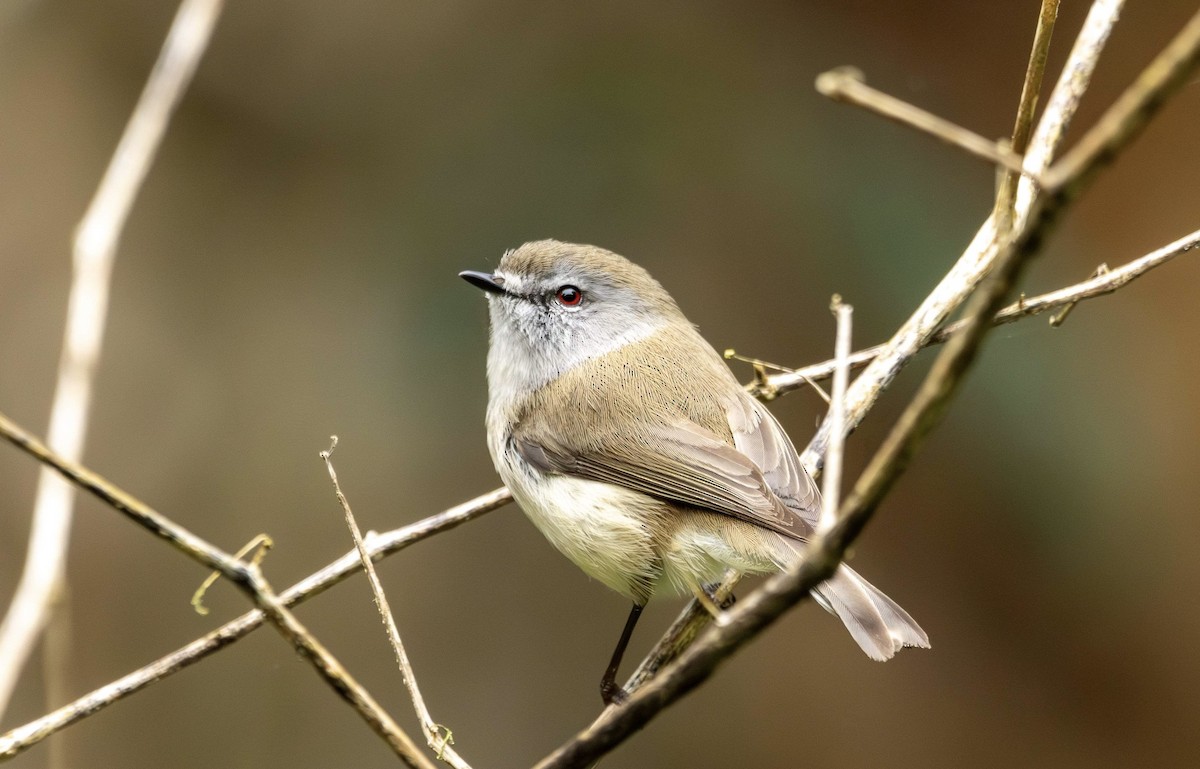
2 1 1198 767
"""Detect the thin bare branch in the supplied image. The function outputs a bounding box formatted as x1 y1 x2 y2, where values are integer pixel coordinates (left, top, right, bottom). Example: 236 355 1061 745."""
818 298 853 533
815 67 1035 179
757 225 1200 394
0 412 242 574
322 439 473 768
241 567 439 769
0 411 437 769
996 0 1060 222
0 489 510 761
0 0 226 718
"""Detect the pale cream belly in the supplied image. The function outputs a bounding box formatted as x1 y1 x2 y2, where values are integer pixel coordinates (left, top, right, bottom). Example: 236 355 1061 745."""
499 450 791 603
505 468 664 602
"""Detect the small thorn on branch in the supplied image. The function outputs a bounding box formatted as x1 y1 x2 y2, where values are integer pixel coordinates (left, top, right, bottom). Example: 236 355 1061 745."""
726 348 826 403
1049 264 1109 326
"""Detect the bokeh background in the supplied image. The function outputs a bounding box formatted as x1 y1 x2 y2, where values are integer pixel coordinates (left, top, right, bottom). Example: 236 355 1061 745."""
3 1 1199 767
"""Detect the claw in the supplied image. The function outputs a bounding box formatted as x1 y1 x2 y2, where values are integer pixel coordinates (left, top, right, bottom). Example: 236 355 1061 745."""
601 680 628 707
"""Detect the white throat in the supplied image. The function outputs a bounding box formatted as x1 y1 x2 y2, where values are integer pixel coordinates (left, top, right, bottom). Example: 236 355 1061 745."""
485 309 666 421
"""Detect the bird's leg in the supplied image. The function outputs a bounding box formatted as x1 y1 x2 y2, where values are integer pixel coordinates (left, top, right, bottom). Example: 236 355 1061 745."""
689 581 725 619
703 581 737 609
600 603 644 706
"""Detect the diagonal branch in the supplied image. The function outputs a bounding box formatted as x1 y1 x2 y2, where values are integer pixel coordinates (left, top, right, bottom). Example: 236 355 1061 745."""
0 411 437 769
0 488 510 761
818 298 853 533
995 0 1059 223
1043 7 1200 195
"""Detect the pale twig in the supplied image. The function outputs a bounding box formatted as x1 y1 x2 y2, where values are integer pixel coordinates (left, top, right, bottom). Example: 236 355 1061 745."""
815 67 1035 180
818 297 853 533
0 489 510 761
724 350 829 403
0 411 437 769
321 439 472 768
0 0 226 719
756 226 1200 395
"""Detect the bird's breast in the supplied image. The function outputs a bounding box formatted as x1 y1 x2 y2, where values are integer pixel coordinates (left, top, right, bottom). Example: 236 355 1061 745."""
493 436 664 603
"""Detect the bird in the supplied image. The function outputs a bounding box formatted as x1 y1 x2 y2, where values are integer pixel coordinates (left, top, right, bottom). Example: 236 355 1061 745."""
461 239 928 705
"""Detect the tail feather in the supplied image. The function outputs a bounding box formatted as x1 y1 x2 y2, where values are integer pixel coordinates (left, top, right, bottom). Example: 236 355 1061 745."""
812 565 929 660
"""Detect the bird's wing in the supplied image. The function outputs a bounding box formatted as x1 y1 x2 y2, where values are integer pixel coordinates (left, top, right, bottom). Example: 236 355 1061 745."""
723 392 822 528
513 412 814 541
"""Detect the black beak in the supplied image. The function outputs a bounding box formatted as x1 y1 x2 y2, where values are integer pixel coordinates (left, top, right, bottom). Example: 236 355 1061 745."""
459 270 508 296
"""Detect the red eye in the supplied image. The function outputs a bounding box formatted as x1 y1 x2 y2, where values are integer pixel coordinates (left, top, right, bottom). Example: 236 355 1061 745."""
555 285 583 307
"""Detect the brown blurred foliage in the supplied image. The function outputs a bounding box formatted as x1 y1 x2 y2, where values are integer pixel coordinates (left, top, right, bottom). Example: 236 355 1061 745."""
2 1 1199 767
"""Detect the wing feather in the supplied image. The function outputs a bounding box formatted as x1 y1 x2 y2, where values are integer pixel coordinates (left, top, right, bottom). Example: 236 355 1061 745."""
724 393 821 526
509 326 821 541
514 415 813 540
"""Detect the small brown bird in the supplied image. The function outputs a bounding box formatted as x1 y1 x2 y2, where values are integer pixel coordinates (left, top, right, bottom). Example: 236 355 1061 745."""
462 240 928 705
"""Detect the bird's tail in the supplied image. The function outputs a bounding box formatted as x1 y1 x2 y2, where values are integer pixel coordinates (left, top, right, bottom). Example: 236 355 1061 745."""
811 564 930 661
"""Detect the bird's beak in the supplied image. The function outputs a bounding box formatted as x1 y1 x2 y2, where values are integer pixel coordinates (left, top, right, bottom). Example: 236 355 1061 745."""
459 270 509 296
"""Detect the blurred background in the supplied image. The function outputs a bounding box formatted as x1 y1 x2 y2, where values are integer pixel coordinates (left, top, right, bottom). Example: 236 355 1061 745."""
2 1 1199 767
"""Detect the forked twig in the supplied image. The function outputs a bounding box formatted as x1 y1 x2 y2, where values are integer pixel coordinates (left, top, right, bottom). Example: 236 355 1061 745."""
0 412 437 769
0 488 511 761
802 0 1123 470
191 534 274 616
